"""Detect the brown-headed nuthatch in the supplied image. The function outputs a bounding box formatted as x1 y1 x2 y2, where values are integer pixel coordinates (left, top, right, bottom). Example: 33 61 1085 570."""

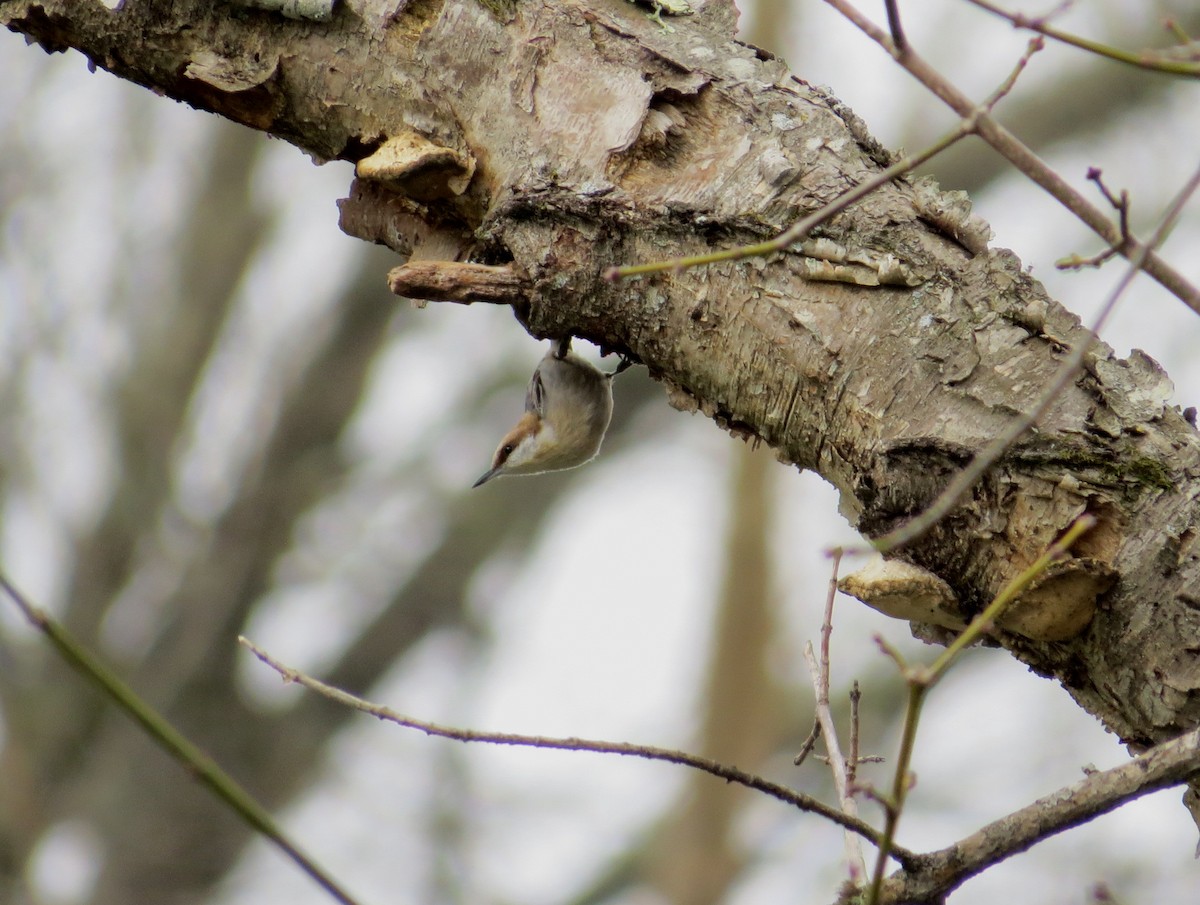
474 338 626 487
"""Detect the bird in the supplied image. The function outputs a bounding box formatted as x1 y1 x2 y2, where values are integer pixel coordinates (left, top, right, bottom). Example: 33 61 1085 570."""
473 338 627 487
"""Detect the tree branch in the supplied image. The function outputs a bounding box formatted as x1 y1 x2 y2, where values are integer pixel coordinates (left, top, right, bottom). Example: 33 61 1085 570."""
824 0 1200 315
238 635 919 867
882 727 1200 903
961 0 1200 76
0 572 364 905
802 549 867 880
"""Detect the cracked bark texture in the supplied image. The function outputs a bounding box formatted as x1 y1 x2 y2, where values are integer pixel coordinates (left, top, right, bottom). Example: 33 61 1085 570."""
5 0 1200 853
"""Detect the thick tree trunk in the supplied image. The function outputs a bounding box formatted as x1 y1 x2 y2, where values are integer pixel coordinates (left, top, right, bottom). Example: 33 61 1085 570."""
6 0 1200 837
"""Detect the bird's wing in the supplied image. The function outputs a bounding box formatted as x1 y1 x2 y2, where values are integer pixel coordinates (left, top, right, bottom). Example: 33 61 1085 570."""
524 365 547 416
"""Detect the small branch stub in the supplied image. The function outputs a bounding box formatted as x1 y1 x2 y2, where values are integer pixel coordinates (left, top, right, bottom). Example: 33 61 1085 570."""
387 261 527 306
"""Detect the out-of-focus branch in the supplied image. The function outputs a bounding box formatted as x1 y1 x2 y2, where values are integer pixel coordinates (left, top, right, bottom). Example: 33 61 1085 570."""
0 572 364 905
648 442 784 904
825 0 1200 316
802 549 866 881
962 0 1200 76
922 6 1200 194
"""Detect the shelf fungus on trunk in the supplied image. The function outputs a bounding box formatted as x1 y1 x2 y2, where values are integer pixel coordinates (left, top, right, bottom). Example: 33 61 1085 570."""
355 131 476 201
839 554 1117 642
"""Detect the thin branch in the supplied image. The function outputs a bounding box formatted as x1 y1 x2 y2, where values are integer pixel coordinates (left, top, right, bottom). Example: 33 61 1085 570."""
801 548 866 879
237 635 919 867
815 753 885 767
1057 168 1130 270
824 0 1200 315
819 548 844 703
1165 19 1193 45
984 33 1045 103
794 719 822 766
883 726 1200 902
869 161 1200 553
0 571 367 905
848 680 862 785
1089 167 1127 212
884 0 907 52
962 0 1200 76
864 680 921 905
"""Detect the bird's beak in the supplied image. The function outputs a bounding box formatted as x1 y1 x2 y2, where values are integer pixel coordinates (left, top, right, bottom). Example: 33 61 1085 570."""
472 467 499 488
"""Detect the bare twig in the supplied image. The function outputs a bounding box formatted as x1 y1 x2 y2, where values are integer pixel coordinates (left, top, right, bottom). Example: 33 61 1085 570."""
804 644 868 878
800 548 868 879
1088 167 1127 213
824 0 1200 315
985 34 1045 103
848 680 862 785
869 161 1200 553
815 753 885 766
864 682 920 905
0 572 367 905
962 0 1200 76
819 548 844 702
1058 168 1130 270
1165 19 1193 45
1061 168 1129 266
238 636 918 866
884 0 907 52
794 719 823 766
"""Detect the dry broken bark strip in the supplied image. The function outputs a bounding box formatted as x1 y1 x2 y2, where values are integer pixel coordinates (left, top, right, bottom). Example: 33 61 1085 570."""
6 0 1200 820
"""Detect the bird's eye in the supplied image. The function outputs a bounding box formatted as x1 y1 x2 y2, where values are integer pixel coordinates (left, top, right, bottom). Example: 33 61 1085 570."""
499 443 515 461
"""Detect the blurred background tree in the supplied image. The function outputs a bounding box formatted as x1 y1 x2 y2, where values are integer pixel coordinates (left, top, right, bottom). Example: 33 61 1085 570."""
1 2 1199 904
